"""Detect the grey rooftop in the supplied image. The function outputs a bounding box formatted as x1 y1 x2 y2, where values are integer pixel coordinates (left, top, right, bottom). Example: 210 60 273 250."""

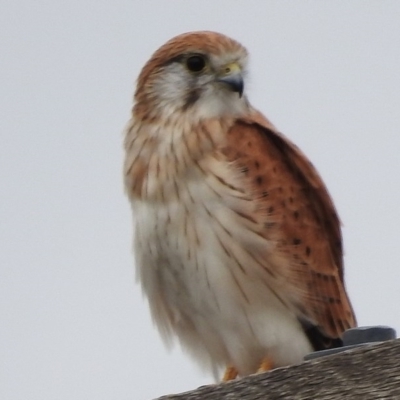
156 326 399 400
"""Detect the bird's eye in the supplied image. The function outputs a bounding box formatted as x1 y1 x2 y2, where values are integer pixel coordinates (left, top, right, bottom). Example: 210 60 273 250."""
186 55 206 72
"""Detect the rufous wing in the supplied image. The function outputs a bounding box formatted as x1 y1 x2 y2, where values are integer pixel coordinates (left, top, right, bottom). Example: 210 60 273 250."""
223 110 356 347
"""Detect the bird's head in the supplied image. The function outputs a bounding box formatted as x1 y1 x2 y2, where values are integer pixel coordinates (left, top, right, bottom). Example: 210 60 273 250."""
134 31 250 122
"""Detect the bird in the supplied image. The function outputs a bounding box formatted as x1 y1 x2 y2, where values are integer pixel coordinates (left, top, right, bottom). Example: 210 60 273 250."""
123 31 356 381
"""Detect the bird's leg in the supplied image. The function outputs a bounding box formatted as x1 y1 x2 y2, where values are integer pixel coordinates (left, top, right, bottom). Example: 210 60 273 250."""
257 357 274 373
222 366 238 381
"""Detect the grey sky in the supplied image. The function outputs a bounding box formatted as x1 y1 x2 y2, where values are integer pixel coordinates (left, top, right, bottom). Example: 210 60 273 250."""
1 1 400 399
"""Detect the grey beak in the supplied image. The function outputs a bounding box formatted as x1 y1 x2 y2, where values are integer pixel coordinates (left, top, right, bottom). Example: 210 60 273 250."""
216 74 244 97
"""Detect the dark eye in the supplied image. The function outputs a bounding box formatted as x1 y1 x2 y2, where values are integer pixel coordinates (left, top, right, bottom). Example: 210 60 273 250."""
186 55 206 72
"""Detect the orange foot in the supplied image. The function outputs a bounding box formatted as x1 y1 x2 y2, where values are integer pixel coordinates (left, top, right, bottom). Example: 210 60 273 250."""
257 357 274 373
222 366 238 381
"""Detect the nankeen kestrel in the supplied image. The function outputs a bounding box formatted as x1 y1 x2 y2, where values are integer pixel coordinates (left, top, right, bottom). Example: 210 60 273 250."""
124 31 356 380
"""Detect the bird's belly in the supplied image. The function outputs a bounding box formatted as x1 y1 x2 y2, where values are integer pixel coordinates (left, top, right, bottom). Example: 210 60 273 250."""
133 192 312 376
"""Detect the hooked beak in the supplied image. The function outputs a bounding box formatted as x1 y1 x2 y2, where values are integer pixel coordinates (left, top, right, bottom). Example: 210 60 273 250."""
216 62 244 97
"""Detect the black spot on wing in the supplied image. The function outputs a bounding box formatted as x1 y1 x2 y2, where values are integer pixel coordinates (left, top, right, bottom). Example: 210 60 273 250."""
300 319 343 351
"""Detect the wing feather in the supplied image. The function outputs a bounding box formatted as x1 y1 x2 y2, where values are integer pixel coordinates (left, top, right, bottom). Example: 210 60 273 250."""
223 110 356 343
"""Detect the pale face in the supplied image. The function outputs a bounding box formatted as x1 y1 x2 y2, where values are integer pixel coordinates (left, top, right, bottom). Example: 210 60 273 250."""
135 34 250 121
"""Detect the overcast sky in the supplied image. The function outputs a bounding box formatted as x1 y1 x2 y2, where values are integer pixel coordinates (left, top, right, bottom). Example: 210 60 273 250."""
1 1 400 399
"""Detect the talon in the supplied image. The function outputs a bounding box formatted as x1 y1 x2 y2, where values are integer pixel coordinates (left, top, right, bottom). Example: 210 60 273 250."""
222 366 238 381
257 357 274 373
